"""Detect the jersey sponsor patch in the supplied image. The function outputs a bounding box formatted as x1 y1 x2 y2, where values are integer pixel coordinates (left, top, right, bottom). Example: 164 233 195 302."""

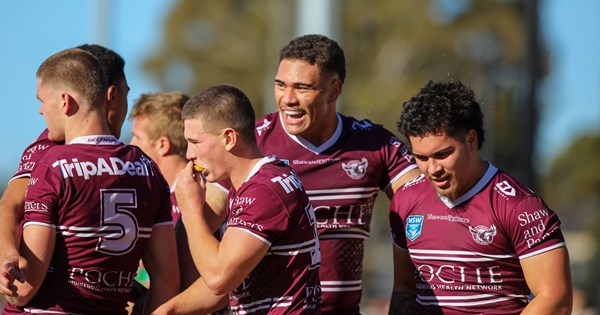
406 215 424 241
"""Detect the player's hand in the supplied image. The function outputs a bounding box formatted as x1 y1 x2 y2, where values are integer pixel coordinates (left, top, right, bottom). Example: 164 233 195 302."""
175 161 207 221
0 254 28 296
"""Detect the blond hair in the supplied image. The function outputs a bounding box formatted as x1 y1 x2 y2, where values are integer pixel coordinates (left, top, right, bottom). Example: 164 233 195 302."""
130 92 190 160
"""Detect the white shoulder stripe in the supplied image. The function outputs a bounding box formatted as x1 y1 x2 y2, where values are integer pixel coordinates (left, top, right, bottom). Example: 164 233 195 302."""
387 164 420 190
519 242 566 259
233 227 271 247
23 221 56 229
271 238 316 250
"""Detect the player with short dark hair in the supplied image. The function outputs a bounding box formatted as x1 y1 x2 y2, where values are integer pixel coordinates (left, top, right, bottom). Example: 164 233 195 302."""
128 92 230 315
153 84 322 314
389 80 572 314
254 34 420 314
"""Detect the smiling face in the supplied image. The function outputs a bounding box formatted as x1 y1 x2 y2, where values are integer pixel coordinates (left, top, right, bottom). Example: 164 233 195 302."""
184 118 225 183
409 129 483 201
274 59 341 146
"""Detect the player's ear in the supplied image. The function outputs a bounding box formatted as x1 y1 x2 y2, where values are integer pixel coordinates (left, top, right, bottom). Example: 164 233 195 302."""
328 79 343 102
466 129 478 151
106 85 117 102
157 136 171 156
222 128 236 151
61 91 78 115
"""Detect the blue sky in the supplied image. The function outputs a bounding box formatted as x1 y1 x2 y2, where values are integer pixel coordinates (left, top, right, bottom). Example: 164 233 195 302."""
0 0 598 183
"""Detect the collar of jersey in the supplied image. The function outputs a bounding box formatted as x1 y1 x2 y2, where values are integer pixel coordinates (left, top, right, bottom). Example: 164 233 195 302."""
280 112 343 154
243 155 278 184
69 135 121 145
438 161 498 208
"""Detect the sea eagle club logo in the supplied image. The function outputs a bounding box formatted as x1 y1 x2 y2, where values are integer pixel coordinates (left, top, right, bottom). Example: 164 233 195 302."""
342 157 368 180
469 224 497 245
406 215 424 241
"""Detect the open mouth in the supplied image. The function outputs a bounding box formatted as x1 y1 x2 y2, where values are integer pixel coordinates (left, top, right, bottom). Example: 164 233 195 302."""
283 110 305 124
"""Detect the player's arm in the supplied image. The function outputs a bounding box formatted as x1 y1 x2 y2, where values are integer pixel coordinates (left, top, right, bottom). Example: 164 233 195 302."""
520 247 573 315
175 183 227 291
387 168 421 199
174 181 228 290
389 244 418 315
5 224 55 306
142 224 180 314
0 178 30 296
199 227 269 294
151 277 228 314
175 162 269 295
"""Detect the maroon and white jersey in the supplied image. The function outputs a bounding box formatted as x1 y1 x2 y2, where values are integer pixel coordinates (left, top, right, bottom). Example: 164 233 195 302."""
226 156 321 314
13 135 173 315
2 130 61 315
256 112 416 313
389 163 566 315
11 129 61 181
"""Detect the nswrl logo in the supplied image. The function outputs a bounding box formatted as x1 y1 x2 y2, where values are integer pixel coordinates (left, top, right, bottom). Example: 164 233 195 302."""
406 215 424 241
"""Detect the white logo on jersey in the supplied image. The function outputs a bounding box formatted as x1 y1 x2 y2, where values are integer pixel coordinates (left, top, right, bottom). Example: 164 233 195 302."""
271 170 304 193
256 118 272 136
403 174 425 189
52 156 155 180
233 196 256 206
342 158 368 180
495 181 516 197
469 225 497 245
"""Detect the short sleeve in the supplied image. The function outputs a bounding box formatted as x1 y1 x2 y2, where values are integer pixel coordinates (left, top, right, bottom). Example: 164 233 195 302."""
23 162 62 227
379 130 417 190
228 183 290 246
504 196 565 259
12 130 58 181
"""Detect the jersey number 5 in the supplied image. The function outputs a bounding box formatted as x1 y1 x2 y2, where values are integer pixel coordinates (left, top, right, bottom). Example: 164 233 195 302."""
97 189 140 255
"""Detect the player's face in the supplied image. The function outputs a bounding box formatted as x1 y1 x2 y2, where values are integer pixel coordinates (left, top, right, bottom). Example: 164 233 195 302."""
130 115 159 162
37 79 66 142
409 130 480 201
184 118 225 183
106 77 130 139
274 59 342 145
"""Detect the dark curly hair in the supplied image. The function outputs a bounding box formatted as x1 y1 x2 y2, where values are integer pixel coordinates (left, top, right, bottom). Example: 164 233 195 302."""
397 80 485 149
279 34 346 83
